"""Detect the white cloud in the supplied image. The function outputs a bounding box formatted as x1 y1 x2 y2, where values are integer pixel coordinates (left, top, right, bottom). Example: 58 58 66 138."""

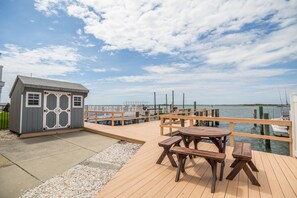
92 68 106 73
110 67 120 71
76 28 82 35
48 27 55 31
143 63 190 74
33 0 297 104
34 0 297 69
110 65 292 84
0 44 81 102
92 67 120 73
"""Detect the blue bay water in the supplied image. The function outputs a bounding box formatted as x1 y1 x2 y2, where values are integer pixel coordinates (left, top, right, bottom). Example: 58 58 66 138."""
178 105 289 156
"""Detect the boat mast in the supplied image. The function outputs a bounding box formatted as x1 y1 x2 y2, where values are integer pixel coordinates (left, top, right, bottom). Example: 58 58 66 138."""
285 88 289 107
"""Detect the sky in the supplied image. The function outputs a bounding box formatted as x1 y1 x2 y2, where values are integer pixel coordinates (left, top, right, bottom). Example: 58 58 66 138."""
0 0 297 105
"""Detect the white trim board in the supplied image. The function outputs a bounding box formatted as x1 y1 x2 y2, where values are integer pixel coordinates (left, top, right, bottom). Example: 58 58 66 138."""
20 94 23 134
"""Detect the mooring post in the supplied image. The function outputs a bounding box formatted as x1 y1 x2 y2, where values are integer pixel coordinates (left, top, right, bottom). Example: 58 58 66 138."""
172 90 174 113
154 92 156 115
211 109 215 126
183 93 185 109
259 106 264 135
158 105 161 119
165 94 168 113
253 109 257 127
263 113 271 151
215 109 220 126
181 118 185 127
194 101 197 115
136 111 140 124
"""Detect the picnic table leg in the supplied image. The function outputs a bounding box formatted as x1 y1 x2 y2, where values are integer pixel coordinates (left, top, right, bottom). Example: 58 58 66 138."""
248 161 259 172
182 135 194 159
209 137 225 180
209 137 222 152
226 161 246 180
211 160 217 193
194 137 202 150
220 161 225 181
175 154 187 182
243 165 261 186
220 136 228 180
230 159 240 168
167 151 178 167
156 148 168 165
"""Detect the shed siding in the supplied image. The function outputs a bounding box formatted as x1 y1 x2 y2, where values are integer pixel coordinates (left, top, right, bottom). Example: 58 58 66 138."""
10 80 87 134
9 81 24 133
71 93 85 128
22 88 43 133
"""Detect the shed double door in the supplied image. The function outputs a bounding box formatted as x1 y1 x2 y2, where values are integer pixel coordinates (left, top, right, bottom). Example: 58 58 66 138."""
43 91 71 130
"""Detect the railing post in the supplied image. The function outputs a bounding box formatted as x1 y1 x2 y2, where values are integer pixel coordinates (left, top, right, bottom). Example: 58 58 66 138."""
160 117 164 136
121 112 124 126
189 119 193 127
289 126 293 157
169 117 172 136
230 122 234 147
111 113 114 126
148 110 151 122
95 111 98 124
86 110 89 120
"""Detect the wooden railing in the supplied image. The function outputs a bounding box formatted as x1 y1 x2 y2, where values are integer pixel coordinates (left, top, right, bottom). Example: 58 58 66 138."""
84 110 161 126
159 114 293 156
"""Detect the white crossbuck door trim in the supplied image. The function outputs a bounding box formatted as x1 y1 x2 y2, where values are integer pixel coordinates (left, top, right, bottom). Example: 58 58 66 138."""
43 91 71 130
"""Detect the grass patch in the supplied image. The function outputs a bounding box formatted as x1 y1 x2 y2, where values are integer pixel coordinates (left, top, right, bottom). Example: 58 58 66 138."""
0 112 9 129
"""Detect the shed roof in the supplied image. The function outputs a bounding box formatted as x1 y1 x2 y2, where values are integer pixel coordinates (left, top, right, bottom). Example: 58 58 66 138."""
9 75 89 97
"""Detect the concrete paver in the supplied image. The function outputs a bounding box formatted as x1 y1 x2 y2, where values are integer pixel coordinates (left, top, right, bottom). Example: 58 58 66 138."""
0 165 41 198
55 131 118 152
18 149 96 181
0 154 13 167
0 136 78 163
0 131 118 197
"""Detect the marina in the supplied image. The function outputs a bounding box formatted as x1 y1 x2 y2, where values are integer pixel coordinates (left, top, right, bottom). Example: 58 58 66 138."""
84 104 292 156
1 1 297 197
82 121 297 198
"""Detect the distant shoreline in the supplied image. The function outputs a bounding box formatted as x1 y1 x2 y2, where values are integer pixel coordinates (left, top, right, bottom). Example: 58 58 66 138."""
86 104 289 107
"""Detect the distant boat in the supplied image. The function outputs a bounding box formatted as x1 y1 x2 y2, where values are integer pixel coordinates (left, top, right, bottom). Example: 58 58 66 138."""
271 114 289 137
271 89 290 137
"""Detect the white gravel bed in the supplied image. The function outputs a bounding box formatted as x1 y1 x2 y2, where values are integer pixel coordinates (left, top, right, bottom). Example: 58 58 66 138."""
21 141 141 198
0 130 18 141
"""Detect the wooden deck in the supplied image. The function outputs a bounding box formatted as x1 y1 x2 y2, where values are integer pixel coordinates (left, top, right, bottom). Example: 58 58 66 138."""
84 121 171 143
84 121 297 198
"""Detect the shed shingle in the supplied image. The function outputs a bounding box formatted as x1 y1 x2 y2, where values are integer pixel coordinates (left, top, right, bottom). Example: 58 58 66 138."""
10 75 89 97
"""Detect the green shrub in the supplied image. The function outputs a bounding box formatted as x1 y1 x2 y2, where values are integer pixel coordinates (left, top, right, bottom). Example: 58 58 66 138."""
0 112 9 129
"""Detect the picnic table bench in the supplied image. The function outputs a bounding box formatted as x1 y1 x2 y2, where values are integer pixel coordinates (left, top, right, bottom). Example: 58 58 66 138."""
156 136 182 167
226 142 260 186
170 146 226 193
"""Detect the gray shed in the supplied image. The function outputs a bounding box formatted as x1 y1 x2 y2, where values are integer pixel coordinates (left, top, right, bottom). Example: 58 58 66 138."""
9 75 89 134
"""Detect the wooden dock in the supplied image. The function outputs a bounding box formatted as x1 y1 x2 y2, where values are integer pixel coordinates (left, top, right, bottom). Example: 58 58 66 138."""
84 121 297 198
84 110 161 126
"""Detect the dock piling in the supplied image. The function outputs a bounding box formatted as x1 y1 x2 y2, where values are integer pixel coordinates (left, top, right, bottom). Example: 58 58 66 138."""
259 106 264 135
253 109 257 127
215 109 220 126
263 113 271 151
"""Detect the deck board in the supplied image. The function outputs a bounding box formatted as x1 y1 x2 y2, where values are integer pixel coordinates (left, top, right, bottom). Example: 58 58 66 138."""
84 121 297 198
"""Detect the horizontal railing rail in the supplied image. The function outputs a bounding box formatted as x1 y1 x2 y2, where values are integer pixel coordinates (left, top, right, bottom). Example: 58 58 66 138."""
159 114 293 156
84 110 161 126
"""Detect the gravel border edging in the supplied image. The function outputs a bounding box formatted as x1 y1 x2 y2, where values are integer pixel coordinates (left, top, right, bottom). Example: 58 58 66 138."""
21 141 141 198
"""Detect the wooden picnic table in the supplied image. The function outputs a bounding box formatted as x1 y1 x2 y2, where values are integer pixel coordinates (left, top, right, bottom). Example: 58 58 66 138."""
178 126 231 180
